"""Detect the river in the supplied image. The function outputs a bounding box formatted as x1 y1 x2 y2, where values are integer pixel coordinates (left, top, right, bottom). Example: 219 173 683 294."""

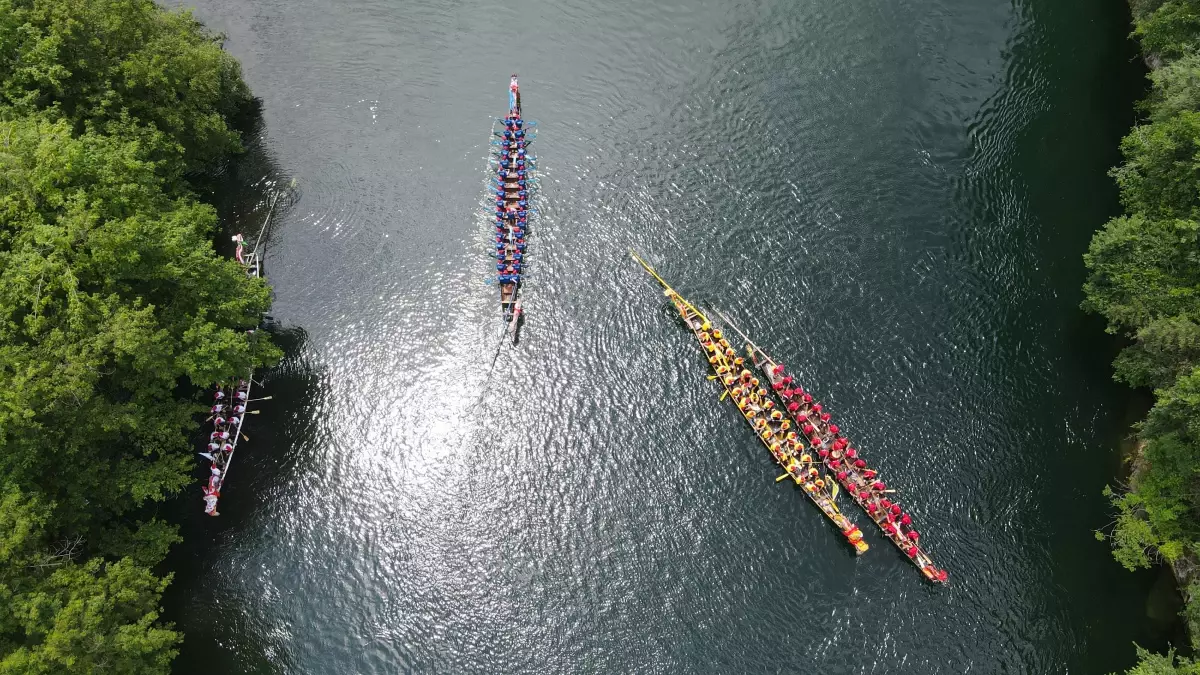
163 0 1162 672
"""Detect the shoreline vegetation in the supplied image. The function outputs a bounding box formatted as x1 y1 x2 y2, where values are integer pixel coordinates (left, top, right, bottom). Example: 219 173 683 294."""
1090 0 1200 672
0 1 278 672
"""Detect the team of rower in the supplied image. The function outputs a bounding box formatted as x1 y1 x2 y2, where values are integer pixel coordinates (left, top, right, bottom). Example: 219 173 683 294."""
755 353 948 582
494 109 532 286
200 379 251 516
670 290 868 553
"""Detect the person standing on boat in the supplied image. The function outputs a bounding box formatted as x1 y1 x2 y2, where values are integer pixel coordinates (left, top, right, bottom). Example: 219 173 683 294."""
232 233 245 264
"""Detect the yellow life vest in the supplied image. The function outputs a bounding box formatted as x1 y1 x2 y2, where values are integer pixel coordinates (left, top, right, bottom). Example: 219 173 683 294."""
800 454 812 463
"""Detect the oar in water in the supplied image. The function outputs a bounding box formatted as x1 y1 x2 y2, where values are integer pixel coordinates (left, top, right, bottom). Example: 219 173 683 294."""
776 473 790 483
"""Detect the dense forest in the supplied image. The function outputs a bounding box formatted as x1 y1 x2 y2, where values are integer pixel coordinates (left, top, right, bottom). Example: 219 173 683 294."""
0 0 278 672
1088 0 1200 673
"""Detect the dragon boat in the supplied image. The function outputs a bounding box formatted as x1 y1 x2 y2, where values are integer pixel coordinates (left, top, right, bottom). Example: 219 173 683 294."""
631 252 868 554
490 74 537 343
714 310 948 583
198 200 279 516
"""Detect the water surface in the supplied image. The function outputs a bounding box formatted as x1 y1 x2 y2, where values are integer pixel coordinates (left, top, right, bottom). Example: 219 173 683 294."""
165 0 1157 671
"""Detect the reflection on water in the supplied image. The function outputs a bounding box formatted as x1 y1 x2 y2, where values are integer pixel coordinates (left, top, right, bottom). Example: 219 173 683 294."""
163 0 1158 672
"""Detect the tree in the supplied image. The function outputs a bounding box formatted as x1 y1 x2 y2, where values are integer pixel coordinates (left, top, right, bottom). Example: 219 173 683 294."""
1117 645 1200 674
0 0 253 175
0 1 276 670
1112 113 1200 220
1136 0 1200 60
1083 215 1200 332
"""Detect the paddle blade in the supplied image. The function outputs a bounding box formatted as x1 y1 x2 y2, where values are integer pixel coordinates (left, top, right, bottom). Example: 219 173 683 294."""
831 482 839 500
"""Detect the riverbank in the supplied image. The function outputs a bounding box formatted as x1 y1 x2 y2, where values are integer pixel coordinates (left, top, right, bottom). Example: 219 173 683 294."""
0 2 276 672
1087 0 1200 671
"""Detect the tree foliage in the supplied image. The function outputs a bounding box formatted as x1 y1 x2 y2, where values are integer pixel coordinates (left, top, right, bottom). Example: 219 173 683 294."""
1091 0 1200 670
0 1 275 672
0 0 252 174
1114 645 1200 675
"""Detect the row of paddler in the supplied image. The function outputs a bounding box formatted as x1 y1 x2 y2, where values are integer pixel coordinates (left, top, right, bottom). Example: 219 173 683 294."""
747 345 948 583
491 116 532 285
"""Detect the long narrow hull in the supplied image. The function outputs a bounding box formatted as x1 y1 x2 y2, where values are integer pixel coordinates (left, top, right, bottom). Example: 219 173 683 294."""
491 76 535 341
632 252 868 554
743 340 947 582
200 248 264 516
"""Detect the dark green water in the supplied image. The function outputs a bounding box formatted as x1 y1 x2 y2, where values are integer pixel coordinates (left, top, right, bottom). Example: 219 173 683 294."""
162 0 1162 672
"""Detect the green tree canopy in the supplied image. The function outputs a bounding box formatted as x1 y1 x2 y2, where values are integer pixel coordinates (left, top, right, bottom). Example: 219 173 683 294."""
0 0 252 175
0 1 277 672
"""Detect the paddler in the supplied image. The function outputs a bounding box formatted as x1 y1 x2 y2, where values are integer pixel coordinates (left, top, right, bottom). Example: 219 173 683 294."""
203 487 220 516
